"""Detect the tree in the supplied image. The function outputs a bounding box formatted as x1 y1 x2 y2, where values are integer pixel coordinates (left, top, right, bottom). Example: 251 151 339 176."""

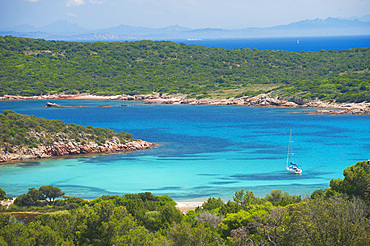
23 221 65 246
218 202 273 239
0 214 15 229
167 221 223 246
219 200 240 215
195 211 225 228
13 188 43 207
14 194 35 207
264 189 302 206
159 203 183 230
0 223 35 246
75 200 152 245
27 188 41 203
264 189 284 206
233 189 263 210
280 197 369 245
199 197 224 211
143 211 162 231
38 185 65 204
330 160 370 203
0 188 6 200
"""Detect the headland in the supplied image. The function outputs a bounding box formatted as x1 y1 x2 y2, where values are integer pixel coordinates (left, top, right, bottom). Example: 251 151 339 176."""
0 110 156 164
0 139 156 164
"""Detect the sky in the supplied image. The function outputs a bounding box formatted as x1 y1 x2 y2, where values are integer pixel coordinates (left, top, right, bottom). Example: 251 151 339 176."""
0 0 369 30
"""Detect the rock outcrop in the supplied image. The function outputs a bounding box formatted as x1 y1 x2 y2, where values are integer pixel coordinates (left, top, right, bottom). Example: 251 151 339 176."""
1 93 369 115
0 140 156 163
299 108 370 115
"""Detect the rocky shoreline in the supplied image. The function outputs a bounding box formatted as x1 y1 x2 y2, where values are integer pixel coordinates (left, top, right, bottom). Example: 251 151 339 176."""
0 140 156 164
297 108 370 115
1 93 369 115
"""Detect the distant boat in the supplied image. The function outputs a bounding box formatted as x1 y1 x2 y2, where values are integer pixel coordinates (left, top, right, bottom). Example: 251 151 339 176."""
297 39 300 44
286 129 302 174
46 102 61 107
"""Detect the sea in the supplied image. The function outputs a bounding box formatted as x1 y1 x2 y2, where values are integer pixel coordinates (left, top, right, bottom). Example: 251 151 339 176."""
1 36 369 201
171 35 370 52
78 35 370 52
0 100 369 201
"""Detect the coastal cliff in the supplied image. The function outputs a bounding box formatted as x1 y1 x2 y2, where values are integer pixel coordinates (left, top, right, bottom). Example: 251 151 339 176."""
0 139 156 163
0 110 156 164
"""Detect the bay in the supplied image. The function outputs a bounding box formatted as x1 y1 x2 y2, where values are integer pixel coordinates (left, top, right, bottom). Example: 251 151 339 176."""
176 35 370 52
0 100 369 201
78 35 370 52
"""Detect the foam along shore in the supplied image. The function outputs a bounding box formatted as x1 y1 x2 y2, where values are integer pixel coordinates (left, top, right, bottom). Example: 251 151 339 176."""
0 140 156 164
1 93 369 114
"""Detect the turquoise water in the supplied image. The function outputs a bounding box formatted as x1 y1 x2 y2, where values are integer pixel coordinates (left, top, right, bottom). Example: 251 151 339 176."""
0 100 369 201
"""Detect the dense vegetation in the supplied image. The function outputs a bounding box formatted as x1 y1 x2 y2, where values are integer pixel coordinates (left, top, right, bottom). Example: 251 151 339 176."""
1 160 369 245
0 36 369 102
0 110 134 150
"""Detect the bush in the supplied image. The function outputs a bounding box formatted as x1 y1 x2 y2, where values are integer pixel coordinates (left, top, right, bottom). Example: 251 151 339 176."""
14 194 34 207
0 188 6 200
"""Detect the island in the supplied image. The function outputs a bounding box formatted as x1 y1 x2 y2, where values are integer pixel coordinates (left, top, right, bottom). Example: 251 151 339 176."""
0 110 156 163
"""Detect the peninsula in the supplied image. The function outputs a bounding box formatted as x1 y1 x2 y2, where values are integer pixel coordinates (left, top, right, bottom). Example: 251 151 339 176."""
0 110 156 164
0 36 369 107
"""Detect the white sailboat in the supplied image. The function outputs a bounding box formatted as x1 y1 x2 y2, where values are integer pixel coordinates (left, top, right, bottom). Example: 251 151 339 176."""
286 129 302 174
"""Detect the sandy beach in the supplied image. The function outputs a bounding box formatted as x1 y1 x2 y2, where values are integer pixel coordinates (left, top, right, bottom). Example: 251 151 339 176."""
175 201 204 214
1 198 203 214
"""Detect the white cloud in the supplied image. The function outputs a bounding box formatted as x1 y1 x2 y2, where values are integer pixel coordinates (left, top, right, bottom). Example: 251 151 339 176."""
25 0 41 2
65 0 104 7
89 0 105 4
66 0 85 7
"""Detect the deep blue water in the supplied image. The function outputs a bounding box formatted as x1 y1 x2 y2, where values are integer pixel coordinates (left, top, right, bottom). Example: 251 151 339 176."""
76 35 370 52
175 35 370 51
0 100 369 201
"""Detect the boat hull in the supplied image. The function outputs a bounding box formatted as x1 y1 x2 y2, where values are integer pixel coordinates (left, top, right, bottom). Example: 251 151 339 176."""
286 167 302 174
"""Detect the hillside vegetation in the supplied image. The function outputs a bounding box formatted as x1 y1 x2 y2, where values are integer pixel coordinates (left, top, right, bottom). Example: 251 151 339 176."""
0 36 369 102
0 110 133 150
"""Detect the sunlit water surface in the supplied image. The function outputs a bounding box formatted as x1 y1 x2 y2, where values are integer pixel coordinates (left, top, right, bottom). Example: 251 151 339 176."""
0 100 369 201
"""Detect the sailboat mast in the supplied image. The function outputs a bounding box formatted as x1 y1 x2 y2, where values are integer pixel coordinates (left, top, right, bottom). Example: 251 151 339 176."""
291 132 294 163
286 129 292 168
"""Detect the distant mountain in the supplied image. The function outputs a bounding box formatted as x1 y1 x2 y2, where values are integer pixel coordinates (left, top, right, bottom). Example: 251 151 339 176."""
246 17 370 37
354 15 370 22
1 17 369 41
39 20 89 34
11 24 38 33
